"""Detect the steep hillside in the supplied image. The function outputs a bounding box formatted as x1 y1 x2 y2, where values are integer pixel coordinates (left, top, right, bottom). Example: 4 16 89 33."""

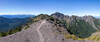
0 20 68 42
51 12 98 38
0 13 100 42
0 17 31 32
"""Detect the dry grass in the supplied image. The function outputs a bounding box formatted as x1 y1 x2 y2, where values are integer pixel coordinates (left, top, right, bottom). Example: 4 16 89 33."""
64 33 100 41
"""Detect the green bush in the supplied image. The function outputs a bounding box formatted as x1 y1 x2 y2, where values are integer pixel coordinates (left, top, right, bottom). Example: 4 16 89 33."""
8 26 22 35
0 32 8 37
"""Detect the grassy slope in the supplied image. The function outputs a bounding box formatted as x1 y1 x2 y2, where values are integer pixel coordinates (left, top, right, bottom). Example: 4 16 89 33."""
67 19 96 38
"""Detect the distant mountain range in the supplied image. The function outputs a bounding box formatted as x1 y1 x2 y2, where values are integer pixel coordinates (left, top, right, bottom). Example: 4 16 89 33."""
0 15 34 32
0 15 35 18
94 16 100 18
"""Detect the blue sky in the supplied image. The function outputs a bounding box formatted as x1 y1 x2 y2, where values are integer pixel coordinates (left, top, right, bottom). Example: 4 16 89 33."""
0 0 100 16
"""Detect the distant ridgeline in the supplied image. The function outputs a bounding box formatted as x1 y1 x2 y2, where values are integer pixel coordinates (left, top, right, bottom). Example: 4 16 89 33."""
0 15 35 32
0 15 34 18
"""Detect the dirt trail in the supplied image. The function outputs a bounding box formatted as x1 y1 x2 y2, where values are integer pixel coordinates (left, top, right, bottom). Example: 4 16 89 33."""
37 20 46 42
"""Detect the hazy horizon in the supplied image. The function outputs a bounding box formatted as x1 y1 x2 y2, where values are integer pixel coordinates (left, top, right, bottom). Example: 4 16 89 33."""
0 0 100 16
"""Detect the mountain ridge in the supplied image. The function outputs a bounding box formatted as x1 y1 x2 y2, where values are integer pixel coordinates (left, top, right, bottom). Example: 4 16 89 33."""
0 12 100 42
